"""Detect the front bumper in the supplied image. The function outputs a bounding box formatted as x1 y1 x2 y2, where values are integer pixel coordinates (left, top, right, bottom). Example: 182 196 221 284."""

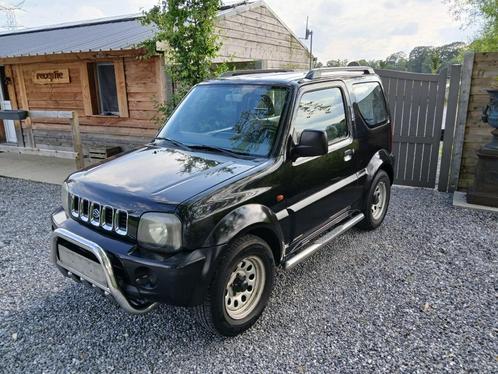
51 209 223 312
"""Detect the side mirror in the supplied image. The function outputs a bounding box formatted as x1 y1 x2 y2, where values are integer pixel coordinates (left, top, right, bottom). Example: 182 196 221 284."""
293 129 328 159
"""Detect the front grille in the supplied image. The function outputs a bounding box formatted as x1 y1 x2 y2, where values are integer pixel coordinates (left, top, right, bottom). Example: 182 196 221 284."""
69 194 128 236
80 199 90 222
90 202 101 227
102 206 114 231
115 210 128 235
71 195 80 217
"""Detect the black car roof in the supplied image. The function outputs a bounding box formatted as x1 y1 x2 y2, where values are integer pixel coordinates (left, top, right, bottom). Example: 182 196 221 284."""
203 67 381 86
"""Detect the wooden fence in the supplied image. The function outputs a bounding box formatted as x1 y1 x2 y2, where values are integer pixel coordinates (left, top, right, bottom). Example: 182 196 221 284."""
0 110 84 169
376 66 462 191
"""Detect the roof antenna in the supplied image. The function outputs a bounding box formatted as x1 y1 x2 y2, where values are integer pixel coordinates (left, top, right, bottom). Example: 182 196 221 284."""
0 0 26 31
303 16 313 70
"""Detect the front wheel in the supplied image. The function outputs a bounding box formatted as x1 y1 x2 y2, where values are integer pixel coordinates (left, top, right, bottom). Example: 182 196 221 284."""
357 170 391 230
194 235 275 336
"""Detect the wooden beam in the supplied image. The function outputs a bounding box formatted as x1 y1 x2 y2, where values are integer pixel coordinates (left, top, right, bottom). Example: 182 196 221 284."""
0 144 77 159
156 55 167 103
80 62 94 116
29 110 74 119
7 65 25 147
70 111 85 169
114 58 129 118
0 49 146 65
13 65 35 148
449 52 475 192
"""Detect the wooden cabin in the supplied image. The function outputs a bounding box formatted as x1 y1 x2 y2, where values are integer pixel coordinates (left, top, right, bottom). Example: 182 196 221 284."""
0 1 310 157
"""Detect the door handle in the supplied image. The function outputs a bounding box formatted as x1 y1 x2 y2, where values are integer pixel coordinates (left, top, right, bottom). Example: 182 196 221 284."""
344 149 354 161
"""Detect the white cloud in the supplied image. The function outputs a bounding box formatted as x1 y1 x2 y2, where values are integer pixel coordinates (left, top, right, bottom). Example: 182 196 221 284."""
265 0 474 61
74 6 105 21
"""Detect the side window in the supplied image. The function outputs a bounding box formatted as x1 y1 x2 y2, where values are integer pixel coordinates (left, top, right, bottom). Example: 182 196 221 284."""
293 87 348 145
353 82 388 127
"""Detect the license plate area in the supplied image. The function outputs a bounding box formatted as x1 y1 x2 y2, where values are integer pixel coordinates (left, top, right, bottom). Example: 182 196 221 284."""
57 244 107 289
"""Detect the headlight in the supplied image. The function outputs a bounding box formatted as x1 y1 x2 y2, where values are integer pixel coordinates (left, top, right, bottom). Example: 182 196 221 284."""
61 182 69 216
137 213 182 253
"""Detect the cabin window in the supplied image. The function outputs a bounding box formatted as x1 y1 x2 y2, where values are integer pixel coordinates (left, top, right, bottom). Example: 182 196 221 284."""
88 62 119 116
95 63 119 115
83 60 128 117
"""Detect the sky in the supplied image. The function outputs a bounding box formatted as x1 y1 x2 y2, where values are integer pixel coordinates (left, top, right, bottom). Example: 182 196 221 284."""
1 0 476 62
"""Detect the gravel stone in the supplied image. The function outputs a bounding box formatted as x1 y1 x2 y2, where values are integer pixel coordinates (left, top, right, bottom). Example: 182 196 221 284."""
0 176 497 373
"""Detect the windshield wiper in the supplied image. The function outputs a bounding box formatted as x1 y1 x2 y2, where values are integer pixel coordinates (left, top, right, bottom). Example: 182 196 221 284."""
187 144 253 159
154 137 191 151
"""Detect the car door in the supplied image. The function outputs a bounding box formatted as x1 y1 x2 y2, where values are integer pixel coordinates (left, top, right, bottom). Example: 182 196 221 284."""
282 82 362 241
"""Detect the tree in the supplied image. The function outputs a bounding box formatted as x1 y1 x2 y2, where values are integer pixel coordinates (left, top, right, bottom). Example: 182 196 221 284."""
429 50 442 73
384 51 408 71
437 41 467 64
326 59 349 67
141 0 223 117
322 41 466 75
407 46 433 73
445 0 498 51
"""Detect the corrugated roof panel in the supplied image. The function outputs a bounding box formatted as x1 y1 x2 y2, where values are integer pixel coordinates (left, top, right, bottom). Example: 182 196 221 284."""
0 18 156 58
0 2 304 59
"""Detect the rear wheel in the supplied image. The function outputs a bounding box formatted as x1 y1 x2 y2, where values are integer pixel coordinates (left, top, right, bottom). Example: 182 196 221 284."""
194 235 275 336
358 170 391 230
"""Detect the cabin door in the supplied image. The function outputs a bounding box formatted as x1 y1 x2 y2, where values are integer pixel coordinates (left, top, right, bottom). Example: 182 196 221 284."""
0 66 17 143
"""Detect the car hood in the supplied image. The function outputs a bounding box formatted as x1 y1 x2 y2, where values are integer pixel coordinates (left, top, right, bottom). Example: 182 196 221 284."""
67 145 260 211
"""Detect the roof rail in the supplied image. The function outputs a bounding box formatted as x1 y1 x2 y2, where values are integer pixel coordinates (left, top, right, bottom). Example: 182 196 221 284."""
305 66 375 80
221 69 294 77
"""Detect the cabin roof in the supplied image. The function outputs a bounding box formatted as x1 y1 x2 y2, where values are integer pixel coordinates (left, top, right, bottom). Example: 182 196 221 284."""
0 1 283 59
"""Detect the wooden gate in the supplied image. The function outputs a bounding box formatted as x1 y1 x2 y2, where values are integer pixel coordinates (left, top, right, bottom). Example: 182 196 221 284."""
376 67 461 189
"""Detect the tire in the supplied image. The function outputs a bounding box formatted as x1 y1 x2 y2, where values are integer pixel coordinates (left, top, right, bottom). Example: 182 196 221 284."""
194 234 275 336
357 170 391 230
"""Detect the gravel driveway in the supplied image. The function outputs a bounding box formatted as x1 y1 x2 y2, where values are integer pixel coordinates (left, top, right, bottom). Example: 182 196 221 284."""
0 176 497 373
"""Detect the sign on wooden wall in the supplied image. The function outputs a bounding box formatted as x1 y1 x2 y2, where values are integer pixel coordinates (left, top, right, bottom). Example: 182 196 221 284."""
32 69 70 84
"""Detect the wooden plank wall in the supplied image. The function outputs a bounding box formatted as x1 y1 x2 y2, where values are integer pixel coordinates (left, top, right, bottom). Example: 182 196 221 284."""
4 54 162 152
215 4 310 69
0 5 310 152
457 52 498 190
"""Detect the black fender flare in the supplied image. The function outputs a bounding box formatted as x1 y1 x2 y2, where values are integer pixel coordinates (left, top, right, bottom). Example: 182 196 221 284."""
364 149 395 191
202 203 285 255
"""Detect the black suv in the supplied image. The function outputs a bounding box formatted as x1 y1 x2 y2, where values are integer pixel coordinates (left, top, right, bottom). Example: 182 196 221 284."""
51 67 394 336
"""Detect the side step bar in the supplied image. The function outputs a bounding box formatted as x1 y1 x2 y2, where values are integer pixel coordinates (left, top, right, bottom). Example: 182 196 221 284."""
283 213 365 270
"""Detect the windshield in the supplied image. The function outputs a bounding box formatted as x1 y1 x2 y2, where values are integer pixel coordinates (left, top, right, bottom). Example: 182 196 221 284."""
158 84 289 157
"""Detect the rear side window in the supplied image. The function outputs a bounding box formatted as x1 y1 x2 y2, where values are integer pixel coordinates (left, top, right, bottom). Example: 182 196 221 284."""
293 87 348 144
353 82 388 127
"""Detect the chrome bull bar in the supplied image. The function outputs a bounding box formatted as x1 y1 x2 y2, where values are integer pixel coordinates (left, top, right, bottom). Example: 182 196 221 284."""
51 227 157 314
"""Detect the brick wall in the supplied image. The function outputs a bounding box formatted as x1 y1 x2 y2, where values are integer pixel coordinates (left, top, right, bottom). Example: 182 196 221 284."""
458 52 498 191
